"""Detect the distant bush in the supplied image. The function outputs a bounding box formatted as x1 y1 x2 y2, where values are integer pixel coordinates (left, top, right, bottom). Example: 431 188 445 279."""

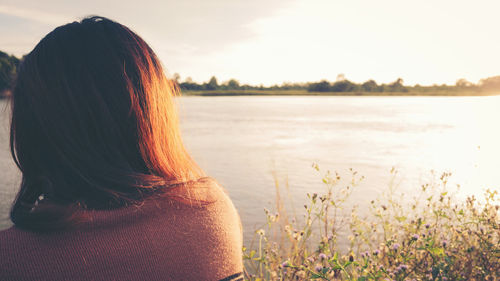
243 166 499 280
0 51 20 94
384 78 408 93
479 76 500 91
308 81 332 92
361 80 381 92
331 80 358 92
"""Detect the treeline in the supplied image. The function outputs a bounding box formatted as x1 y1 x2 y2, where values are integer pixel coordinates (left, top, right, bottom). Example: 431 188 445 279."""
176 74 407 92
176 73 500 93
176 75 304 91
307 77 407 92
178 76 500 93
1 50 500 96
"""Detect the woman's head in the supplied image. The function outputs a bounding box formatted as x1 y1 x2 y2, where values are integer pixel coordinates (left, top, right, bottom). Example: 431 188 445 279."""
10 16 203 231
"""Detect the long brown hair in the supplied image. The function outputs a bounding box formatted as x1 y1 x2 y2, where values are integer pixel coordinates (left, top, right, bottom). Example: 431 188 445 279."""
10 16 203 231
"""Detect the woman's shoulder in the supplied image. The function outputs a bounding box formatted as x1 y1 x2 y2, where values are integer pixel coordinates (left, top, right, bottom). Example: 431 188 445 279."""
163 176 231 202
0 177 244 281
146 177 244 280
154 176 243 241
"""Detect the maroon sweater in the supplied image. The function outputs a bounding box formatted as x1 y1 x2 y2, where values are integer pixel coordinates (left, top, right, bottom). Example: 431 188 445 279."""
0 178 243 281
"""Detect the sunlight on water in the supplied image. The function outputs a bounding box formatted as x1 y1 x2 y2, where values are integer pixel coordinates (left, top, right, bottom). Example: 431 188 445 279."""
177 96 500 240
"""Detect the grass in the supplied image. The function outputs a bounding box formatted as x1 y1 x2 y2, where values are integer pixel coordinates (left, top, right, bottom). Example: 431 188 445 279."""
182 90 500 97
243 165 499 281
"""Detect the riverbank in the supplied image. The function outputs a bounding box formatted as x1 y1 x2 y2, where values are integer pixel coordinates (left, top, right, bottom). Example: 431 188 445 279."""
182 89 500 97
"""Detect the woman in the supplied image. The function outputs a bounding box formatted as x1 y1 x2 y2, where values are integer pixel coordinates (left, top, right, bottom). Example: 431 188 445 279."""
0 16 243 281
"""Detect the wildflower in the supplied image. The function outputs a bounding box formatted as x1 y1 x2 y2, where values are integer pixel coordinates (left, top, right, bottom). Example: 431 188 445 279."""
268 214 276 222
411 234 419 240
281 261 290 268
307 256 315 263
373 249 380 256
349 255 354 262
360 251 370 258
391 243 400 251
425 223 430 229
397 264 408 271
319 253 327 261
442 277 448 281
256 229 265 236
296 271 306 278
315 264 323 272
284 225 291 234
292 232 302 241
312 193 318 201
442 239 448 248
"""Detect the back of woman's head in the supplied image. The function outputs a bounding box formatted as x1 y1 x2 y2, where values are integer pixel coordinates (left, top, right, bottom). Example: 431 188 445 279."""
10 16 203 231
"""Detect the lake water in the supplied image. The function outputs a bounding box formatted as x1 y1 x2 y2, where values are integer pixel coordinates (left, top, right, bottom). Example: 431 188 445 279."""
1 96 500 242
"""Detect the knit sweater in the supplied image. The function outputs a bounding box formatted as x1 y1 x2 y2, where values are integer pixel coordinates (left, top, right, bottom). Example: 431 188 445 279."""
0 178 244 281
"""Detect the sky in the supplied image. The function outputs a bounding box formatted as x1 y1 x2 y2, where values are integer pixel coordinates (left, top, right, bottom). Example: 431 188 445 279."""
1 0 499 86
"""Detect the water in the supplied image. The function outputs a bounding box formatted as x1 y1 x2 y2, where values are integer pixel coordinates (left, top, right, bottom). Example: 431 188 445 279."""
1 96 500 243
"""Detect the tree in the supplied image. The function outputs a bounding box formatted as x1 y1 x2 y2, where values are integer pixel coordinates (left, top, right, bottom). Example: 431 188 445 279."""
179 76 204 91
479 76 500 90
307 80 331 92
0 51 20 93
387 78 407 92
361 80 379 92
226 79 240 90
331 80 356 92
172 73 181 83
206 76 218 90
456 78 472 88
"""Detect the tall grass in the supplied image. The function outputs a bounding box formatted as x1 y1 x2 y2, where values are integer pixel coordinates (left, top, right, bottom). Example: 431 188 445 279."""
243 165 499 281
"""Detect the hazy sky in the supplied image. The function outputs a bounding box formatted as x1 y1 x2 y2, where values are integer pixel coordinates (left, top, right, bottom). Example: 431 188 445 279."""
1 0 499 86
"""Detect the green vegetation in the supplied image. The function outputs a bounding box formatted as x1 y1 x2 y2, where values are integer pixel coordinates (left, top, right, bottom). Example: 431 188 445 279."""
243 166 499 280
0 51 20 96
180 75 500 96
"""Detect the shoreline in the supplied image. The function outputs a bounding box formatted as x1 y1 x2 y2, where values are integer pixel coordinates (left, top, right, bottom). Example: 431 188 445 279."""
182 89 500 97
